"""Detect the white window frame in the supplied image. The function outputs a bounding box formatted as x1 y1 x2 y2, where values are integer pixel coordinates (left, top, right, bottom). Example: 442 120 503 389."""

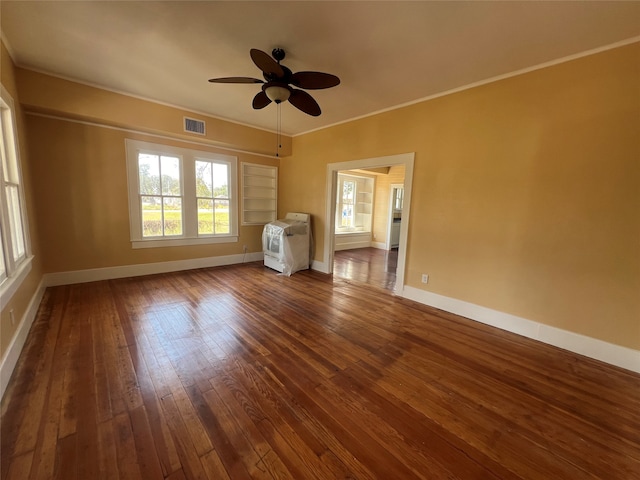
0 85 33 306
125 139 238 249
337 177 357 230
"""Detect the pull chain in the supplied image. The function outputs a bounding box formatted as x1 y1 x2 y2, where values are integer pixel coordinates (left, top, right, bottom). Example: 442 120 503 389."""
276 102 282 157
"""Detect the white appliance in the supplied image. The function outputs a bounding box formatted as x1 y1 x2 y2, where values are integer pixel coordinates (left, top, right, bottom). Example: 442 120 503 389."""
262 213 311 276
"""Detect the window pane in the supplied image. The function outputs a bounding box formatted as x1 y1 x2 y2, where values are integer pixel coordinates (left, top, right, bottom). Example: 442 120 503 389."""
195 160 213 198
161 156 181 195
0 124 8 183
341 204 353 227
0 225 6 282
163 197 182 236
138 154 160 195
197 198 214 234
141 196 162 237
7 185 25 260
215 199 230 234
212 163 229 198
1 107 18 183
343 181 354 203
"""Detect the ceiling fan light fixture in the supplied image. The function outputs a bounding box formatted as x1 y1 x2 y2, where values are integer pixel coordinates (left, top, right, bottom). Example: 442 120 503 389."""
265 85 290 103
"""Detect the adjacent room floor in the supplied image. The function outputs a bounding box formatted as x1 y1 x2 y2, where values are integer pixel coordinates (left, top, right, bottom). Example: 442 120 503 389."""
333 247 398 292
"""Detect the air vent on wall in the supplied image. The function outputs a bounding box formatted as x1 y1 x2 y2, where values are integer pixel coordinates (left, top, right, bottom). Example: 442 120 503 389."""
184 117 206 135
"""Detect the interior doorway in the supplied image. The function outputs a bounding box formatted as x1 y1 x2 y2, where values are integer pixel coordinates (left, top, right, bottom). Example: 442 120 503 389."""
323 153 415 294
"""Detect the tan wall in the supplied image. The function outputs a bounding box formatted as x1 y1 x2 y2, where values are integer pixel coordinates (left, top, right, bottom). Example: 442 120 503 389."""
16 68 291 157
372 165 405 245
280 43 640 350
26 115 277 273
0 43 44 359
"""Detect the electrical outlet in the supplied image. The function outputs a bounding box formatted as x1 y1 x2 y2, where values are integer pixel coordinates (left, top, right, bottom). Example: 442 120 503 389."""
9 309 15 326
421 274 429 284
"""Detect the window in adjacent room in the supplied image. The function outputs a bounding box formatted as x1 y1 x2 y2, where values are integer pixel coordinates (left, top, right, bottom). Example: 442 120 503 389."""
126 139 237 248
335 173 374 233
0 85 32 301
339 178 356 228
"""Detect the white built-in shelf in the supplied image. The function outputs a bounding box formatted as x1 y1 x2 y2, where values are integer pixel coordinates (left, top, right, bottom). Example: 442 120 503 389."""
242 163 277 225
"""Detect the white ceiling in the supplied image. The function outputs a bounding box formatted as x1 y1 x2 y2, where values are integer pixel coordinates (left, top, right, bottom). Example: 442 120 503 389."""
2 1 639 136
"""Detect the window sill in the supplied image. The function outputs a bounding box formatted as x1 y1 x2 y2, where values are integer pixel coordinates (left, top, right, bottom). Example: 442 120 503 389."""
335 230 371 236
0 255 34 309
132 235 238 249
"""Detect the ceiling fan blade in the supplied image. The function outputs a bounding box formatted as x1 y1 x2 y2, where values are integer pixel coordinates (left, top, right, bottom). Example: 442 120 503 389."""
291 71 340 90
250 49 284 78
288 89 321 116
209 77 264 84
252 91 272 109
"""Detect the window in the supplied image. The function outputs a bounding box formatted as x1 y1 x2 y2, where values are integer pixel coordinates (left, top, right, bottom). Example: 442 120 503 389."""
339 179 356 228
335 173 374 233
0 86 32 301
195 160 230 235
138 153 183 237
126 139 237 248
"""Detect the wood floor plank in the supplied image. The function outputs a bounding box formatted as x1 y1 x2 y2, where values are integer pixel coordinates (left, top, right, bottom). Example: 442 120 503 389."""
112 411 142 479
2 260 639 479
97 419 120 480
160 391 227 480
52 433 77 480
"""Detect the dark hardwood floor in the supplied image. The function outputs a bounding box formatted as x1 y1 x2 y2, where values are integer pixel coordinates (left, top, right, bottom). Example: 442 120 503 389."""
1 261 639 479
333 247 397 291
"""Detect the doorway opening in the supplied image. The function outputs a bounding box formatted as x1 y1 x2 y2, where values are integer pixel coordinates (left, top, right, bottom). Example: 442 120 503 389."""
323 153 414 294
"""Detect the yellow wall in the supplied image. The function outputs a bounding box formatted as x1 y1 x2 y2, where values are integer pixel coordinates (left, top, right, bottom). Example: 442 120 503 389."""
26 116 277 272
16 68 291 157
280 43 640 350
11 66 286 273
372 165 405 244
0 42 44 359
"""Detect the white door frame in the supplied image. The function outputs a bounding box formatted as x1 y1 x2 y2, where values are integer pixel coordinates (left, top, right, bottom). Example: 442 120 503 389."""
322 152 415 294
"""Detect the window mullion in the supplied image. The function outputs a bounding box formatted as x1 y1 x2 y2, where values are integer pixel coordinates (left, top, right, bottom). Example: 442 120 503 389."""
182 154 197 237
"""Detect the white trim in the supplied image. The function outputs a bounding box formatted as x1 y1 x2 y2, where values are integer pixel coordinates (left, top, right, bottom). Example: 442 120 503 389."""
296 36 640 137
0 277 46 399
43 251 264 287
311 259 330 274
132 235 238 249
401 286 640 374
0 255 32 307
334 232 372 251
324 153 414 295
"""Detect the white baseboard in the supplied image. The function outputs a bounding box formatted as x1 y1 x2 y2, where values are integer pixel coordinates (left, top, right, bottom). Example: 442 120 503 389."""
0 278 47 399
334 242 372 251
44 251 264 287
311 260 330 274
371 241 387 249
401 286 640 374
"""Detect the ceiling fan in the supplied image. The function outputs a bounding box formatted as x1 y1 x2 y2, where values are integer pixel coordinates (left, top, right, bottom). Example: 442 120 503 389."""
208 48 340 117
